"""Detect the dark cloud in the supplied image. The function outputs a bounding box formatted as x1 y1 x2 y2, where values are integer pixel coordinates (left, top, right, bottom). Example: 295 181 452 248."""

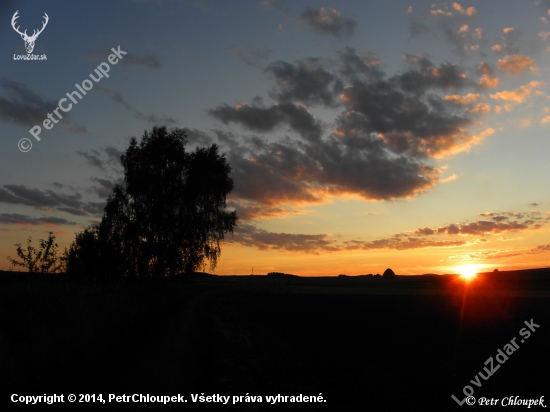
229 44 272 67
227 200 304 221
44 190 83 209
449 241 550 261
491 28 523 55
0 78 55 127
478 212 510 222
121 54 163 69
0 184 106 217
57 207 88 216
298 7 357 39
438 220 536 235
415 227 435 235
407 12 431 37
342 209 546 254
184 127 214 146
90 49 163 69
212 129 242 149
337 88 465 155
531 244 550 253
209 101 323 142
226 146 321 206
227 223 474 254
416 211 546 236
90 177 118 199
260 2 356 40
336 56 479 159
442 26 484 55
225 208 547 254
77 149 107 170
343 236 468 251
1 185 59 208
448 249 523 260
0 78 87 132
210 104 280 131
337 47 383 82
260 0 291 16
398 55 475 93
220 132 439 209
77 146 123 172
266 58 343 107
138 112 178 125
407 3 482 55
62 123 89 133
130 0 212 7
0 213 77 226
309 136 438 199
229 223 339 253
94 85 177 126
0 78 86 133
105 146 124 165
477 62 500 89
225 207 549 254
82 202 107 215
478 211 542 221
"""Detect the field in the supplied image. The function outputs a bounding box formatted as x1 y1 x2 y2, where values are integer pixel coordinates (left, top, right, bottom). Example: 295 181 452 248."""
1 269 549 410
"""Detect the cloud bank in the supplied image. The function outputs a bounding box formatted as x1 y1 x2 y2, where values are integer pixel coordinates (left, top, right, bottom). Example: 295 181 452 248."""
207 47 494 221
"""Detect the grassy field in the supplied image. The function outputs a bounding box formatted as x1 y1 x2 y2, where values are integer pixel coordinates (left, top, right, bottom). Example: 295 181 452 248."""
1 270 549 410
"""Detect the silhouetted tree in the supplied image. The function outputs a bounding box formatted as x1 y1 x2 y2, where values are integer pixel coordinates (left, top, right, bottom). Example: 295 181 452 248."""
7 232 62 273
96 126 238 277
64 227 102 280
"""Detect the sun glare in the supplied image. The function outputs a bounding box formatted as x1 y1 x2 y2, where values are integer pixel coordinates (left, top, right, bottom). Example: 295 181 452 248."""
455 264 479 281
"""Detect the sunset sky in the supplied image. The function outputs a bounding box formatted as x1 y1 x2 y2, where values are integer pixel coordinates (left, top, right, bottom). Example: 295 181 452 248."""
2 0 550 276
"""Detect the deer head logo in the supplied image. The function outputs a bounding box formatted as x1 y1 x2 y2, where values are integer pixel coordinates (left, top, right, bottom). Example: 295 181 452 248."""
11 10 49 54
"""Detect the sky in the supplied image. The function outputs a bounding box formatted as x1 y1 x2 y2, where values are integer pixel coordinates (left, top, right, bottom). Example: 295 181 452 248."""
1 0 550 276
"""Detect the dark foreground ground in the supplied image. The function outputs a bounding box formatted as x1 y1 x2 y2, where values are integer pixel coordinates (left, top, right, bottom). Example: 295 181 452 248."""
1 269 549 411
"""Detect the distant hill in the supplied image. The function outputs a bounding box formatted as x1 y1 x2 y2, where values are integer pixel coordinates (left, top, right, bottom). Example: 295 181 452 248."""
267 272 297 278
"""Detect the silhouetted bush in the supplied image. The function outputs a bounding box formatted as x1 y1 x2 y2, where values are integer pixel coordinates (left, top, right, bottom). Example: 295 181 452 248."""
7 232 62 274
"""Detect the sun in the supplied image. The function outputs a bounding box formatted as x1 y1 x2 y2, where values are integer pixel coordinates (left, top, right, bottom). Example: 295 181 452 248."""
455 264 479 281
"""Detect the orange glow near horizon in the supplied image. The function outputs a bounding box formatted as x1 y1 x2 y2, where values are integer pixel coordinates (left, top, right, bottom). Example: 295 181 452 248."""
1 230 550 276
